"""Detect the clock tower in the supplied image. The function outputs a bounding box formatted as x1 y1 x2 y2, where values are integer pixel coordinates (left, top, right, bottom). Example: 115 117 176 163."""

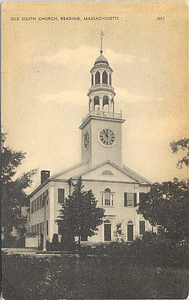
79 47 125 168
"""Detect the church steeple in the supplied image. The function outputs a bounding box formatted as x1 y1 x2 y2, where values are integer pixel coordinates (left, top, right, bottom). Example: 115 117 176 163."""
80 39 125 168
87 33 115 115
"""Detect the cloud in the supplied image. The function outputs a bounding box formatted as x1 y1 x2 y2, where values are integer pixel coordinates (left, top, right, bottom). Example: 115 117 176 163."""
38 86 163 106
38 89 87 105
38 45 137 69
116 88 163 103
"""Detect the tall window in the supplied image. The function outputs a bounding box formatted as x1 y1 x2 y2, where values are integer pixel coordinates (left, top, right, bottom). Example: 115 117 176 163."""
46 220 48 235
34 199 36 212
103 95 109 106
105 188 111 205
39 195 42 209
140 221 145 235
94 96 99 109
37 197 39 210
102 71 108 84
124 193 137 207
109 73 112 85
58 189 65 204
31 202 33 214
95 71 100 84
91 74 93 85
101 188 114 206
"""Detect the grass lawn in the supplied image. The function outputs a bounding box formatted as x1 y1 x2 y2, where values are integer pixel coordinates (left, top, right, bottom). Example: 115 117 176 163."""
2 253 188 299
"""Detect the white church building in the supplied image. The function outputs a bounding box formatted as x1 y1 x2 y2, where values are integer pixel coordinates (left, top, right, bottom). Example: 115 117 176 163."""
27 47 154 246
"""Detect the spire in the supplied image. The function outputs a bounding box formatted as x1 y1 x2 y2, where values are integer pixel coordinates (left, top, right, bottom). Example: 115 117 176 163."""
99 30 105 54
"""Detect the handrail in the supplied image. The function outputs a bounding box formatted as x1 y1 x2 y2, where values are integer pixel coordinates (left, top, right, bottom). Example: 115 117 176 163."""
82 110 122 123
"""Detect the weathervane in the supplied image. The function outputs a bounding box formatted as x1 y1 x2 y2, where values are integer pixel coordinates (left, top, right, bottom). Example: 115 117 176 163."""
99 30 105 54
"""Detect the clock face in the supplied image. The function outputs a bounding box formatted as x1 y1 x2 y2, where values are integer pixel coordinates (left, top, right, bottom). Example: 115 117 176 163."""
83 131 90 150
99 128 115 146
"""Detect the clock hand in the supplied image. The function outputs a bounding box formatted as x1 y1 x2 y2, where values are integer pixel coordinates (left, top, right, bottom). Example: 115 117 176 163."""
105 131 108 138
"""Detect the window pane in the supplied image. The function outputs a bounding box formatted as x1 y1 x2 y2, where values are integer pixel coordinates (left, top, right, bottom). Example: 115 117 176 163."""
37 198 39 210
105 190 110 205
127 193 134 206
102 71 108 84
95 71 100 84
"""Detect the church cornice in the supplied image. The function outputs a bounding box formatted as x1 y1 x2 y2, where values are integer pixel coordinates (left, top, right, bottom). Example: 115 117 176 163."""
79 113 125 130
87 85 116 97
90 64 113 73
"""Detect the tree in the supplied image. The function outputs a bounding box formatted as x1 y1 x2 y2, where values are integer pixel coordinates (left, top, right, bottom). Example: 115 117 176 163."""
1 132 36 245
56 177 105 248
138 178 188 243
170 138 189 168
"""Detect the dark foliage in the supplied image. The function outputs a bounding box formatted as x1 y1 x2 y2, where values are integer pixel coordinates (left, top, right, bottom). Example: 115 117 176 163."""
138 178 188 242
170 137 189 168
1 132 36 245
2 249 188 300
56 177 105 248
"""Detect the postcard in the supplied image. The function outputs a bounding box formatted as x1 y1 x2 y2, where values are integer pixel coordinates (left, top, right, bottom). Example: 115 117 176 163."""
2 1 188 299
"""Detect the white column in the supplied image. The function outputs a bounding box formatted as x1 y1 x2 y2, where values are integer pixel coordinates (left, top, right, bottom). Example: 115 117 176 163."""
92 96 94 111
100 96 103 111
100 71 102 85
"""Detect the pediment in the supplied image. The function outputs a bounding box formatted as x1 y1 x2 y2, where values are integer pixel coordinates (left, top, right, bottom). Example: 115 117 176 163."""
76 161 143 183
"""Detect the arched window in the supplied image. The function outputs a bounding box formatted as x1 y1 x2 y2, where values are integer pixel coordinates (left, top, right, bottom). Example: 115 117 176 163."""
101 188 114 206
102 71 108 84
94 96 99 110
109 73 112 85
95 71 100 84
103 96 109 106
103 96 109 113
91 74 93 86
105 188 111 206
102 170 113 176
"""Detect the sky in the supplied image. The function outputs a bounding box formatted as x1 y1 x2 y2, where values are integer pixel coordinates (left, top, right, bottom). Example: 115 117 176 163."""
2 1 188 192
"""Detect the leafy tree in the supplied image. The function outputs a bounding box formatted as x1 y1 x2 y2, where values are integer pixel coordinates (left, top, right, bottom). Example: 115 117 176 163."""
1 132 36 245
170 138 189 168
138 178 188 243
56 177 105 248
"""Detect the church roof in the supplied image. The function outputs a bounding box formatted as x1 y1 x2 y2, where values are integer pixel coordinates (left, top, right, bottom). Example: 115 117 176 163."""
73 160 152 185
29 160 151 198
94 52 109 65
51 160 151 185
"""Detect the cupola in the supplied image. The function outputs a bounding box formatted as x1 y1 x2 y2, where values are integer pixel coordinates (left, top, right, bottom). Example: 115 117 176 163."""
87 37 115 115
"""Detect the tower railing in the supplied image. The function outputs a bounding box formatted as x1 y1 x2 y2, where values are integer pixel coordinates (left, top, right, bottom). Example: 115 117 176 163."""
82 110 122 123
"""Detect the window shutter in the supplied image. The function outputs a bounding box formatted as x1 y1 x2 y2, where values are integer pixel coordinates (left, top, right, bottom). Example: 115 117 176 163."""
134 193 137 207
124 193 127 207
58 189 65 204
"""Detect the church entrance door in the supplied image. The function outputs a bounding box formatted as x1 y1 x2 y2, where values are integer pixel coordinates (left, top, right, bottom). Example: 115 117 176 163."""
127 225 133 241
104 224 111 241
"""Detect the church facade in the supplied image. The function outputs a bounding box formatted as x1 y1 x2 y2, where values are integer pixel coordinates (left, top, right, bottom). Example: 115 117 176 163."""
28 48 153 245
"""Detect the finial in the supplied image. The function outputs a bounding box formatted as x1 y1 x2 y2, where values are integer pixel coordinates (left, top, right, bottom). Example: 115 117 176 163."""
99 30 105 54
